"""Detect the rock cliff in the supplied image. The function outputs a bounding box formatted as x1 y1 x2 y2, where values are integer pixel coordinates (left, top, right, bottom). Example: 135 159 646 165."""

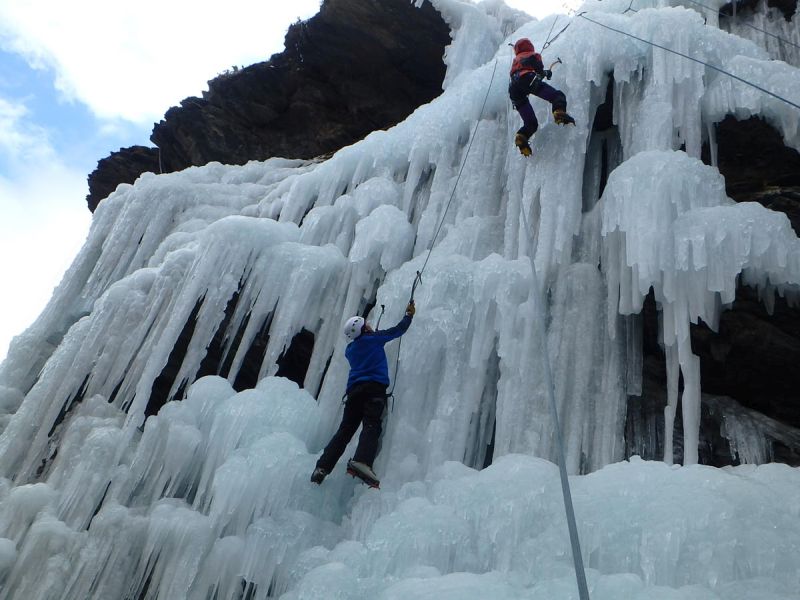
86 0 450 211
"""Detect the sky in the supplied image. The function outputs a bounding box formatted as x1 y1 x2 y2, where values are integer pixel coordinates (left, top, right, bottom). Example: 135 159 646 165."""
0 0 578 362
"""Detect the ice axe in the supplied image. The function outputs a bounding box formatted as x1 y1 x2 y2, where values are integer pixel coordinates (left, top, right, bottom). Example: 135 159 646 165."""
543 57 563 80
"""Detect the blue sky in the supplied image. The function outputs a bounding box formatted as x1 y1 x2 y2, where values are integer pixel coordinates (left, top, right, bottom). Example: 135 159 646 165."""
0 49 143 164
0 0 573 361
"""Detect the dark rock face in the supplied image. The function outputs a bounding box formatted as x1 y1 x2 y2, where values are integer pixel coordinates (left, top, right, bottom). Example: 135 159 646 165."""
86 146 160 211
712 115 800 234
86 0 450 212
628 289 800 468
691 289 800 429
152 0 449 171
691 287 800 465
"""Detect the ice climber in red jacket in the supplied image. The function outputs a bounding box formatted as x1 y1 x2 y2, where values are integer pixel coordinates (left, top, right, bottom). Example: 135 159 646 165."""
509 38 575 157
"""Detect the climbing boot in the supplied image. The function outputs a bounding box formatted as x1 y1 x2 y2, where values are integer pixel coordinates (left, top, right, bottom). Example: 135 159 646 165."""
310 466 328 485
347 459 380 488
514 132 533 157
553 109 575 126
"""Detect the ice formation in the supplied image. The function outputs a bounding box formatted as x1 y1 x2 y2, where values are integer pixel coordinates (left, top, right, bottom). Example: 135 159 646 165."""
0 0 799 598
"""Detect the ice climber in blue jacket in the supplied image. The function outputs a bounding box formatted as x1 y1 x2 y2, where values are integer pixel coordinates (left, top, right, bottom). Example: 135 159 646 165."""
311 301 415 488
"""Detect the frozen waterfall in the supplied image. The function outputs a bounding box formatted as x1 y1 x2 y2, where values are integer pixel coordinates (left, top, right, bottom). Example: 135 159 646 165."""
0 0 799 598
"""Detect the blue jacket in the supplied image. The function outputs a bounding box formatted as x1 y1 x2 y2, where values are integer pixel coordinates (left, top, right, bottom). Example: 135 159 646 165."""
345 314 412 391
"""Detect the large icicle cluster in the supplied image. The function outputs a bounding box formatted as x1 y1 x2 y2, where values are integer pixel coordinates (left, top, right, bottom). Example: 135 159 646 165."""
600 149 800 463
0 0 799 598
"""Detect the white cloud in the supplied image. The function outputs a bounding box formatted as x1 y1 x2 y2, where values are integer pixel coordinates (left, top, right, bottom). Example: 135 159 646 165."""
0 1 322 124
0 97 53 160
0 96 90 361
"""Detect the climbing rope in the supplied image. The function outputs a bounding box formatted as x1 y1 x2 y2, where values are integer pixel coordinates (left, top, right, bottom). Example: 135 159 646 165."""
417 58 501 279
395 40 588 598
623 0 638 14
519 205 591 600
511 23 588 593
386 58 500 398
578 12 800 111
542 15 560 51
542 19 573 51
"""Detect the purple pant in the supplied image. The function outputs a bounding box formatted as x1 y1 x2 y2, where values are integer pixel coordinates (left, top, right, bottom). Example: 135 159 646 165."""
509 73 567 138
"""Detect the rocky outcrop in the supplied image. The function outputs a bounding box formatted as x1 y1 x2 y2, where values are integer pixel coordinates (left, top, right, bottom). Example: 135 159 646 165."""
86 0 450 211
86 146 160 212
691 288 800 427
713 115 800 234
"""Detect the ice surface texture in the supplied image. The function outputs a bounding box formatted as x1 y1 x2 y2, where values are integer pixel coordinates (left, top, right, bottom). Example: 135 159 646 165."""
0 0 799 598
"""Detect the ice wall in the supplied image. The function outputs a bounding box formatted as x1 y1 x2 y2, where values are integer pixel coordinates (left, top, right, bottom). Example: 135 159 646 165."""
0 0 799 598
688 0 800 67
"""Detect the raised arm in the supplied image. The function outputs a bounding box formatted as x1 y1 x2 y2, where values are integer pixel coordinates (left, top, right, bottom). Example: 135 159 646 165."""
372 304 414 343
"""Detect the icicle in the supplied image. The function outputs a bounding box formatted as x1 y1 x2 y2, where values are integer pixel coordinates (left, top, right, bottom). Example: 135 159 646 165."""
663 341 679 465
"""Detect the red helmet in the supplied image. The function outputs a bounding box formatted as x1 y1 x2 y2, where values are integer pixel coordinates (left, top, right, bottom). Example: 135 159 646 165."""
513 38 535 54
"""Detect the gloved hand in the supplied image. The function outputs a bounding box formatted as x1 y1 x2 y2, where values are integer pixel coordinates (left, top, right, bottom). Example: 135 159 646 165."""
406 301 415 317
544 69 553 80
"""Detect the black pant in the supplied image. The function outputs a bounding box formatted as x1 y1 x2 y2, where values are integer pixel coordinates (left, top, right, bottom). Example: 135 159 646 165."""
317 381 387 471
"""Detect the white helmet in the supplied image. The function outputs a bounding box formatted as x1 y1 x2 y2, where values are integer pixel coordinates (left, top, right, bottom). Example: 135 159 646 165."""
343 316 365 340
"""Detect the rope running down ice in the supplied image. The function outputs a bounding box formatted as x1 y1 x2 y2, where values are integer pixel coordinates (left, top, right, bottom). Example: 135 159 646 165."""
511 21 591 598
519 205 591 600
411 57 501 300
388 58 500 399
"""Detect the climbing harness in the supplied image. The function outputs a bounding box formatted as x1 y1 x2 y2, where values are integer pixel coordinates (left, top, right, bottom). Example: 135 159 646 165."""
519 206 591 600
577 12 800 111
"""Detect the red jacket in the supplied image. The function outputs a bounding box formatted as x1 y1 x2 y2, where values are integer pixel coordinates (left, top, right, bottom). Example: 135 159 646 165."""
510 38 543 78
